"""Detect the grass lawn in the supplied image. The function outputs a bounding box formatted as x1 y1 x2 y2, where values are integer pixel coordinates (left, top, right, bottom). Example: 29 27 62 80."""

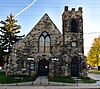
81 78 96 83
79 76 96 83
48 75 97 84
48 76 76 83
88 69 100 74
0 70 34 84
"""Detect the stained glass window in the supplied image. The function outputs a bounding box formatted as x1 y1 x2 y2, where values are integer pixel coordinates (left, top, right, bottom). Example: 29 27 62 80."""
39 36 44 53
45 36 50 53
39 32 50 53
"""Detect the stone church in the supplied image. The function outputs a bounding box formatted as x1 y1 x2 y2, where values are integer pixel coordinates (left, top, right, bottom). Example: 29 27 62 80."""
9 6 87 77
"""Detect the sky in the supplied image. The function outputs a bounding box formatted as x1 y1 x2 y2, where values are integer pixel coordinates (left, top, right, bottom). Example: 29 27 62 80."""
0 0 100 56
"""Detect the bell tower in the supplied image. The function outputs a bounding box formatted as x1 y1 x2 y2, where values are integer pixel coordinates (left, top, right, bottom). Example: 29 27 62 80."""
62 6 84 55
62 6 85 76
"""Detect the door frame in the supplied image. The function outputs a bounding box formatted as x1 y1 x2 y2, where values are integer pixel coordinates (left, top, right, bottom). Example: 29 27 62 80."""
71 56 79 77
38 59 49 76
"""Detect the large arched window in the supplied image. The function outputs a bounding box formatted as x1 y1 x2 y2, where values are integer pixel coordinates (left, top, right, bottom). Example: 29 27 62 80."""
71 18 77 32
39 31 50 53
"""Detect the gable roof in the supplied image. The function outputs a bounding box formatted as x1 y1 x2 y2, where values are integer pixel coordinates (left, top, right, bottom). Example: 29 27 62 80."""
39 13 61 33
26 13 61 37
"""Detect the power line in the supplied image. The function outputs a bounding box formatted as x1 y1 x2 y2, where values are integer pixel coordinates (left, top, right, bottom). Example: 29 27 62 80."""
84 32 100 34
0 6 100 8
0 2 100 4
0 4 100 8
1 14 100 16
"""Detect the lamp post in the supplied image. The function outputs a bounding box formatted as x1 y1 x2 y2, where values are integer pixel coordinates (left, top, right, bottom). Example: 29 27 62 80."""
52 58 59 77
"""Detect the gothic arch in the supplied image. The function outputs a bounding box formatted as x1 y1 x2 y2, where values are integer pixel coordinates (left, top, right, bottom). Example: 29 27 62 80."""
71 18 78 33
71 56 79 77
38 31 51 53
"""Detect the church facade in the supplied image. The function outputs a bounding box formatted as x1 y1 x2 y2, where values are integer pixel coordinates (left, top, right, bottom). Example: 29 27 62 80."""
9 6 87 77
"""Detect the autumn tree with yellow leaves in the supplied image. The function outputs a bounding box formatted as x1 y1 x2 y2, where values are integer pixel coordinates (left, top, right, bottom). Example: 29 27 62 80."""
0 13 24 63
87 36 100 68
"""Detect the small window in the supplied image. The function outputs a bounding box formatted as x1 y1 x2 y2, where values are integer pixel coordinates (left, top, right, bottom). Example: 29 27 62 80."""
43 32 47 37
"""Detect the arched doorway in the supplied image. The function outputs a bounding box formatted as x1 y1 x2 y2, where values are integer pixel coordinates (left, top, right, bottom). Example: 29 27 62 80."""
71 56 79 77
38 59 49 76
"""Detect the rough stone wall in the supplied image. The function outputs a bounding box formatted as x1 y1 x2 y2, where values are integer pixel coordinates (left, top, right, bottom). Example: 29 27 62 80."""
9 13 62 75
62 6 86 76
24 13 62 57
9 7 87 76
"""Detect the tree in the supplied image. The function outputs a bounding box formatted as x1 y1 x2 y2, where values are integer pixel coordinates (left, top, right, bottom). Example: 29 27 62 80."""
87 37 100 68
0 47 5 66
0 13 24 63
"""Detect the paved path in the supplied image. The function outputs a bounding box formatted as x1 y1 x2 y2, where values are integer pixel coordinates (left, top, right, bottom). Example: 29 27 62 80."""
88 73 100 85
33 76 49 85
88 73 100 80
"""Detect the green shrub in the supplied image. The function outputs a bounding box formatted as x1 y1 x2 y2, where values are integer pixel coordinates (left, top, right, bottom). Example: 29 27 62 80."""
85 76 91 79
64 75 71 78
79 75 96 83
79 75 90 79
0 72 34 84
48 76 75 83
0 71 6 75
81 78 96 83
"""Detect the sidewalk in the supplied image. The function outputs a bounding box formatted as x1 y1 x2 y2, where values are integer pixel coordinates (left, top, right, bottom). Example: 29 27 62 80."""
0 84 100 89
0 81 100 89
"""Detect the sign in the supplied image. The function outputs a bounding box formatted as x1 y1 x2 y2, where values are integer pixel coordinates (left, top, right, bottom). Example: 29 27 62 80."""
30 63 35 70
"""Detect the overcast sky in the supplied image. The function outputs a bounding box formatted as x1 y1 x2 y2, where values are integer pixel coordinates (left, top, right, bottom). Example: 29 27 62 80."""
0 0 100 56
